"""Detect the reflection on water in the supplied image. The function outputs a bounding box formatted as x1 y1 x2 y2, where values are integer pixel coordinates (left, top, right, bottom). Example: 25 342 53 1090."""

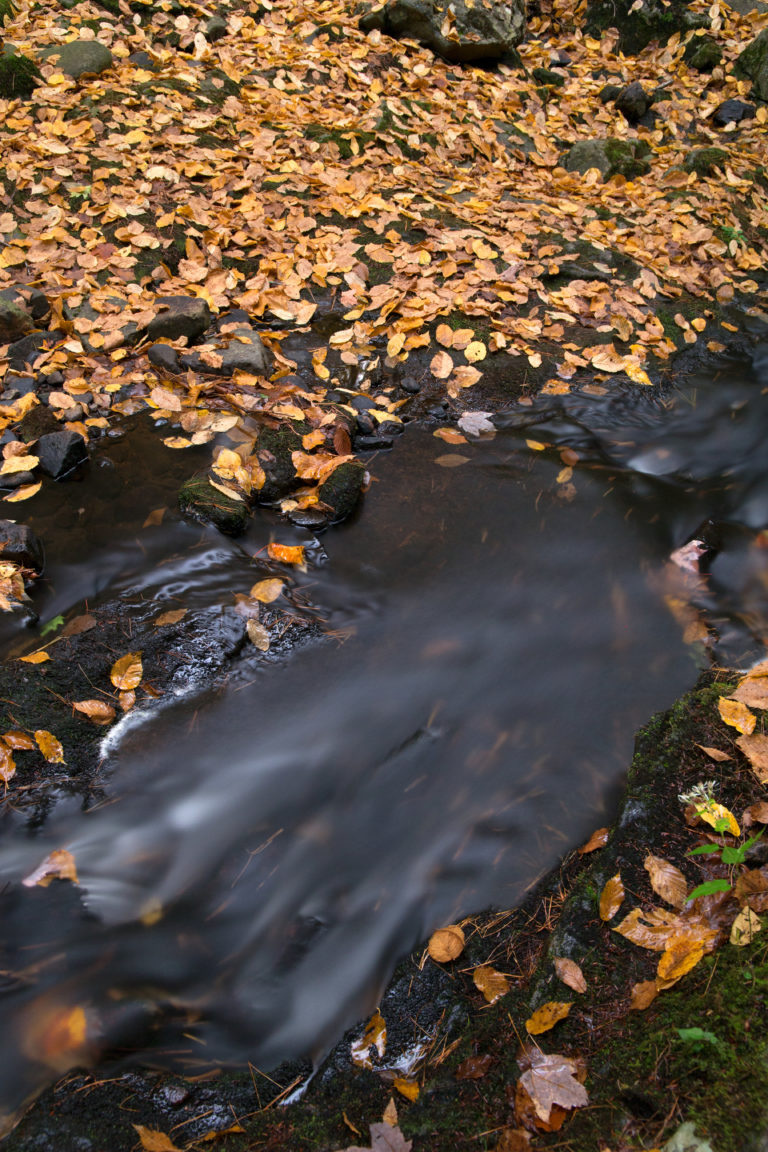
0 344 767 1123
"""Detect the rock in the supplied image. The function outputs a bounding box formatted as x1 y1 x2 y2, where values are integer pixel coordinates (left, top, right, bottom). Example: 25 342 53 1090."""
317 461 366 522
599 82 622 103
0 521 44 573
401 377 422 394
356 412 376 435
204 15 228 41
733 27 768 102
6 330 66 371
683 146 728 176
146 297 212 343
178 474 248 536
129 50 161 72
0 285 48 322
358 0 526 64
180 327 273 377
585 0 709 55
36 430 88 479
1 470 34 490
711 98 756 127
40 40 113 79
615 81 650 122
3 373 36 397
252 425 302 503
148 343 182 374
0 45 41 99
562 138 652 182
0 300 33 343
531 66 565 87
682 32 722 71
355 433 394 450
662 1121 714 1152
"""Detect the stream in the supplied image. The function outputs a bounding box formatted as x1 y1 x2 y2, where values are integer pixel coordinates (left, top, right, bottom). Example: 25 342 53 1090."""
0 339 767 1125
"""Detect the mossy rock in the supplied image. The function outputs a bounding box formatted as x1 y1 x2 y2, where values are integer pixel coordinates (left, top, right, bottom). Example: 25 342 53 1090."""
317 461 365 522
585 0 708 54
178 474 248 536
0 47 41 99
682 32 722 71
531 65 565 87
0 0 15 24
253 425 303 504
683 146 728 176
563 138 652 182
733 27 768 103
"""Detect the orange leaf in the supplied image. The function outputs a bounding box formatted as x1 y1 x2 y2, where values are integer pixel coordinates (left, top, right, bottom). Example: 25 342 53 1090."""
250 579 284 604
579 827 609 854
154 609 187 627
110 652 143 691
19 650 50 664
393 1077 419 1101
35 730 64 763
72 700 116 726
350 1009 387 1069
0 743 15 783
435 323 454 347
133 1127 182 1152
525 1001 572 1035
599 873 625 921
267 543 305 566
428 924 465 962
473 965 510 1004
644 855 687 910
629 980 658 1011
718 696 755 735
2 730 34 750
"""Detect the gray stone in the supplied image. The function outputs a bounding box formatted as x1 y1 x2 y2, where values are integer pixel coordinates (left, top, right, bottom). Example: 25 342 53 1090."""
0 300 33 343
36 430 88 479
6 330 65 371
148 343 182 374
562 138 652 181
0 285 48 323
733 27 768 102
204 15 228 41
0 520 44 573
40 39 113 79
712 98 756 126
146 297 212 343
682 32 722 71
180 327 273 377
615 80 650 122
359 0 525 63
3 373 36 397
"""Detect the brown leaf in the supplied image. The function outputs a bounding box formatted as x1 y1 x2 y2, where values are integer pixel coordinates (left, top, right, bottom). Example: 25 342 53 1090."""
493 1130 531 1152
133 1127 182 1152
629 980 658 1010
613 905 680 951
744 802 768 826
718 696 755 735
435 454 470 468
0 743 16 783
729 672 768 710
696 744 732 762
250 578 284 604
61 613 97 637
334 425 352 456
110 652 143 691
644 855 687 909
455 1053 494 1080
22 848 78 887
736 732 768 784
525 1001 572 1035
428 924 465 962
553 957 587 993
472 965 510 1004
518 1050 588 1124
35 730 64 763
599 873 625 921
578 827 609 854
72 699 116 725
154 608 187 627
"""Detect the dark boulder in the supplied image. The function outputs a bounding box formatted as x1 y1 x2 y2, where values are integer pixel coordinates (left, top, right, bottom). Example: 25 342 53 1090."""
733 27 768 102
252 425 303 504
359 0 525 64
146 297 211 343
0 521 44 573
148 344 182 374
682 33 722 71
615 81 651 123
6 330 66 371
317 461 366 522
585 0 709 55
36 430 88 479
178 474 248 536
711 99 755 127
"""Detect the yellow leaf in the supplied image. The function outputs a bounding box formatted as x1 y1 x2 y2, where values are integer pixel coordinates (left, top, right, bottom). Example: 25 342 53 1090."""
644 855 687 909
387 333 405 356
730 906 761 946
246 619 270 651
72 700 116 725
35 730 64 763
351 1010 387 1068
430 350 454 379
143 508 166 527
553 957 587 993
472 965 510 1004
110 652 143 691
19 650 50 664
428 924 465 962
267 543 305 566
436 324 454 348
527 352 542 368
154 609 187 627
718 696 755 735
163 437 193 449
149 386 182 412
0 743 15 783
393 1077 419 1101
599 873 625 921
0 454 39 475
657 936 704 986
133 1127 182 1152
525 1000 572 1035
22 848 78 887
4 481 42 502
3 730 34 750
464 341 486 363
629 980 658 1011
696 801 740 837
250 578 283 604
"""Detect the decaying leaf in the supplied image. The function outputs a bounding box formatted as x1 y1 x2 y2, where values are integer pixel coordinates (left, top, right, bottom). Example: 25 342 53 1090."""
743 802 768 826
22 848 78 887
599 873 625 921
35 730 65 763
473 965 510 1004
578 827 609 854
21 1001 90 1072
110 651 143 691
718 696 755 736
250 579 284 604
0 743 16 784
247 619 270 651
337 1121 413 1152
428 924 465 962
629 980 659 1011
518 1049 588 1124
644 855 687 909
154 608 188 627
525 1001 572 1035
493 1129 532 1152
455 1053 494 1080
133 1127 182 1152
72 699 116 725
736 732 768 784
61 613 97 637
350 1010 386 1069
730 906 762 946
553 957 587 994
728 667 768 710
696 745 732 762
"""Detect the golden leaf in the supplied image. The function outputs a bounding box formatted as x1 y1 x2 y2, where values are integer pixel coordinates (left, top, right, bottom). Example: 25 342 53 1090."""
553 957 587 993
143 508 166 527
599 873 625 921
473 965 510 1004
246 619 270 651
110 652 143 691
696 801 740 837
22 848 78 887
19 650 50 664
35 730 64 764
629 980 658 1011
250 579 284 604
2 730 34 750
433 428 466 445
579 827 609 854
72 700 116 725
351 1009 387 1068
393 1077 419 1101
644 855 687 909
525 1000 572 1036
0 454 38 475
133 1127 182 1152
656 936 705 985
436 323 454 347
267 543 305 566
154 609 187 627
4 481 42 502
0 743 15 783
428 924 465 962
464 340 486 363
718 696 755 735
430 350 454 379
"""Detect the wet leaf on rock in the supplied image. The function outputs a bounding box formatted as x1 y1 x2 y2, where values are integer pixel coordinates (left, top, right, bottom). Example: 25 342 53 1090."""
73 699 116 725
154 608 187 627
525 1001 572 1035
22 848 78 887
455 1053 494 1080
35 729 64 763
350 1010 386 1069
133 1127 182 1152
0 742 15 783
517 1049 588 1125
578 827 609 854
644 854 687 909
19 649 50 664
736 732 768 784
718 696 755 735
3 730 34 750
473 965 510 1004
250 578 284 604
629 980 659 1010
599 873 624 920
247 619 270 651
553 957 587 993
110 651 143 691
4 481 42 502
428 924 465 962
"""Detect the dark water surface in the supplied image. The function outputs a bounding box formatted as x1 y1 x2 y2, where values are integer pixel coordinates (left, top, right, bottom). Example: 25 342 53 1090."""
0 343 767 1122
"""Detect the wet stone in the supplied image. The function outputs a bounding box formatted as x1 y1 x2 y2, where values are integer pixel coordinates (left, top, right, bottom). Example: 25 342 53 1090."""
6 330 65 371
148 343 182 374
712 98 756 126
0 285 49 323
354 433 394 450
178 474 248 536
2 471 35 490
36 430 88 479
401 377 421 394
351 395 376 412
0 521 44 573
147 297 211 343
317 460 365 521
3 374 36 397
356 412 376 435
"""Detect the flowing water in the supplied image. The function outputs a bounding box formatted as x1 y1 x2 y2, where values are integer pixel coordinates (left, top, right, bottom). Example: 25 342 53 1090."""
0 341 767 1124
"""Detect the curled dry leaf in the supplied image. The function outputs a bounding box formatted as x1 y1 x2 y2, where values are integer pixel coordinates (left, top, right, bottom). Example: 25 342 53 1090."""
599 873 625 921
553 957 587 994
730 906 762 946
428 924 465 962
250 578 284 604
718 696 755 736
644 854 687 909
578 827 609 854
72 699 116 725
525 1001 572 1036
22 848 78 888
473 965 510 1004
350 1010 386 1069
35 729 64 764
110 651 143 691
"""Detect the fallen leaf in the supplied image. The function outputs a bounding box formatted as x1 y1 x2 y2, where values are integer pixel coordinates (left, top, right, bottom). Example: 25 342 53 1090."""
657 935 705 986
644 855 687 909
435 323 454 347
19 650 50 664
525 1001 572 1035
428 924 465 962
350 1010 387 1069
553 957 587 993
434 427 467 445
250 578 284 604
247 619 270 651
729 671 768 710
110 652 143 691
696 801 740 837
0 743 15 783
493 1129 532 1151
718 696 755 735
458 411 494 437
133 1127 182 1152
154 608 188 627
22 848 78 887
696 744 732 762
464 340 486 363
730 906 762 946
744 802 768 826
578 827 609 854
4 481 42 502
455 1053 494 1080
72 700 116 725
393 1077 418 1101
267 543 305 566
736 732 768 784
382 1098 398 1127
599 873 624 921
629 980 658 1010
61 614 97 637
35 730 64 763
143 507 166 527
473 965 510 1004
435 454 469 468
518 1050 588 1124
2 730 34 750
430 350 454 379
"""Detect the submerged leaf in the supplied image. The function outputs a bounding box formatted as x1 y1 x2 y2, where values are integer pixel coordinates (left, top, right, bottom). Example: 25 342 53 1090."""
246 619 270 651
22 848 78 887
